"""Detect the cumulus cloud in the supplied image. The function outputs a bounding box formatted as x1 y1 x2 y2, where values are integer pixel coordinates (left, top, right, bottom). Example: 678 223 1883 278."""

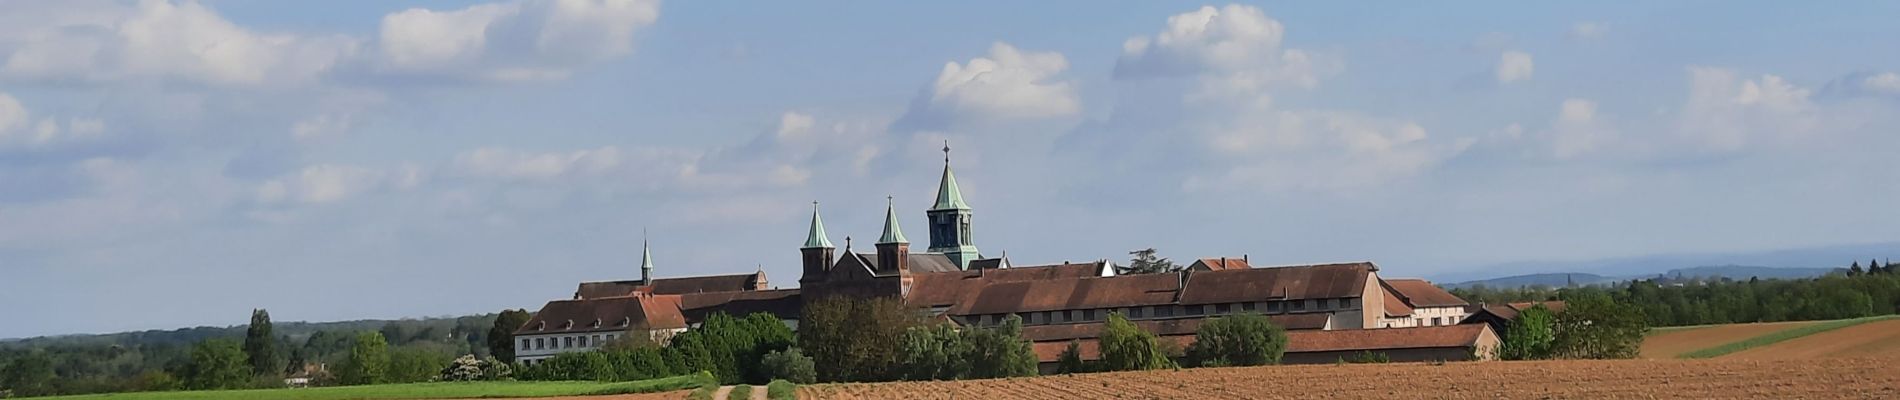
0 92 107 149
911 42 1078 123
255 163 422 205
375 0 662 81
451 146 628 181
1547 98 1616 159
1497 51 1534 84
0 0 357 86
0 0 661 86
1570 22 1607 40
1191 110 1467 191
1866 72 1900 95
1678 66 1816 151
1114 4 1332 92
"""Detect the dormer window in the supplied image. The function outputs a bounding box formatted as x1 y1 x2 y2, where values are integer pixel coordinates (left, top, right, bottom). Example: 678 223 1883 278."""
535 321 546 331
562 319 574 329
590 318 602 328
620 317 632 327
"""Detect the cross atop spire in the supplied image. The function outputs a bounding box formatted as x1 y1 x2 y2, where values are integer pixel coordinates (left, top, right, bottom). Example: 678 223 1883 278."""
878 196 908 244
802 201 834 249
943 139 951 164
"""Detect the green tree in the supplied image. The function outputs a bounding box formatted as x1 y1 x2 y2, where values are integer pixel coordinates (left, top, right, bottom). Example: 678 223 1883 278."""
184 339 249 390
339 332 391 385
1185 313 1287 367
1097 313 1175 371
963 315 1038 379
486 309 533 364
1 352 57 397
243 309 279 377
896 323 969 380
1120 248 1180 275
1498 304 1557 360
388 346 454 383
759 348 816 384
1055 340 1087 374
1551 293 1648 359
799 296 923 382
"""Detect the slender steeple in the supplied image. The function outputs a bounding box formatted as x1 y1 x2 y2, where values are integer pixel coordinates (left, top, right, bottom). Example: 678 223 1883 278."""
803 202 834 249
927 141 979 269
639 232 654 285
878 196 908 244
932 141 970 211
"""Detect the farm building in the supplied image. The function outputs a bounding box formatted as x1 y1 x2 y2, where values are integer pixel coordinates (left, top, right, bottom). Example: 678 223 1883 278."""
516 145 1487 365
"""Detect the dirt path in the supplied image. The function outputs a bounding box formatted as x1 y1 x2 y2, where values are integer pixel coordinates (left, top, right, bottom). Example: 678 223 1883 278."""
461 391 689 400
1725 319 1900 359
750 386 769 400
799 357 1898 399
1640 320 1821 358
712 386 733 400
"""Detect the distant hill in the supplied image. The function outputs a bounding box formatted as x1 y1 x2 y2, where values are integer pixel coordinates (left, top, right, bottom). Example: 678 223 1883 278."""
1444 273 1617 289
0 314 495 348
1445 265 1843 289
1432 241 1896 286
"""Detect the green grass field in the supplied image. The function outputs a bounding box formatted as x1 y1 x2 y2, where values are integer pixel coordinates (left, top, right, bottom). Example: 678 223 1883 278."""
1678 315 1900 359
38 373 710 400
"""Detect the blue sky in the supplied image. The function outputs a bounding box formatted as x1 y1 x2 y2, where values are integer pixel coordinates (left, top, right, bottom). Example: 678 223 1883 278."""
3 1 1899 339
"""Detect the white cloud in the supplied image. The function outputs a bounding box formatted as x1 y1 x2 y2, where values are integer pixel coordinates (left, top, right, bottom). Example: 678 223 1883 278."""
918 42 1079 121
0 0 357 86
1497 51 1534 84
375 0 662 82
0 92 108 149
1548 98 1615 159
1863 72 1900 95
1115 4 1331 90
1679 66 1815 151
256 164 416 205
451 146 626 180
1192 110 1467 191
1570 22 1607 40
0 0 661 86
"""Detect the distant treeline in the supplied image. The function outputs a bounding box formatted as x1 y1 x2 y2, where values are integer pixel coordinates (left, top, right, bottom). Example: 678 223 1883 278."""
1451 260 1900 327
0 314 496 396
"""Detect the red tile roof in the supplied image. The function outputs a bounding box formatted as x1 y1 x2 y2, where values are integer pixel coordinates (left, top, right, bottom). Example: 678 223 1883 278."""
574 272 763 299
1384 279 1469 308
1178 262 1374 306
1018 314 1331 343
679 288 803 322
1189 257 1252 271
1382 288 1412 317
949 273 1183 315
515 294 687 335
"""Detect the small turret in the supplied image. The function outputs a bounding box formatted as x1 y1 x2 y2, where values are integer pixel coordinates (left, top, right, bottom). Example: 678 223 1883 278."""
799 202 836 285
876 196 909 274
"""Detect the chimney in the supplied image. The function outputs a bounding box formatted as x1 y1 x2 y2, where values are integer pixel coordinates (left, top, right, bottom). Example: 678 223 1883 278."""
1243 254 1249 262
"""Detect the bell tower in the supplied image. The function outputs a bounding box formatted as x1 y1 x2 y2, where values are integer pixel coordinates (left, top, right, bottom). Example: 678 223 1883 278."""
926 142 980 269
799 201 835 285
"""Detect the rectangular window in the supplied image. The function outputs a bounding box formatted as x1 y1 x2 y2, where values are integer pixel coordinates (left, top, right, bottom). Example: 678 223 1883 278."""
1216 303 1232 314
1158 306 1174 318
1267 302 1282 313
1084 309 1097 321
578 336 588 347
1292 300 1306 311
1431 317 1442 326
1130 307 1145 318
522 339 530 349
1241 302 1256 312
535 338 545 350
564 337 574 348
1065 310 1076 322
1187 305 1205 316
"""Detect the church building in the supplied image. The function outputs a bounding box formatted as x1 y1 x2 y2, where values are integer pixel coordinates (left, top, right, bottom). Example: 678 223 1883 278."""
513 145 1495 367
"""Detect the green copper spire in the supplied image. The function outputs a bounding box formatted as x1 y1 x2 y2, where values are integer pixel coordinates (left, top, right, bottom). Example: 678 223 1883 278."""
803 201 834 249
878 196 908 244
640 234 654 284
932 141 970 211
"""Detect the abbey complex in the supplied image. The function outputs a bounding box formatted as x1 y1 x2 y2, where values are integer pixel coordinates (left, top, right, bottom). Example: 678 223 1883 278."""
512 147 1500 371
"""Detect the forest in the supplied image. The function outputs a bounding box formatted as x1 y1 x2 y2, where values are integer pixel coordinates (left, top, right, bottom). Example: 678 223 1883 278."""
1451 260 1900 327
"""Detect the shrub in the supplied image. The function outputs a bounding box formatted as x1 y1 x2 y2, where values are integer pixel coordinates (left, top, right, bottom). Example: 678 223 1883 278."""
1343 351 1389 364
766 379 797 400
760 348 816 384
438 354 516 381
1055 340 1088 374
1185 313 1287 367
1498 304 1557 360
1551 293 1649 359
1097 313 1176 371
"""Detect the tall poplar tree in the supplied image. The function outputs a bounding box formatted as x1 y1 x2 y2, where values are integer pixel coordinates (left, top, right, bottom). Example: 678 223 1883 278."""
243 309 278 376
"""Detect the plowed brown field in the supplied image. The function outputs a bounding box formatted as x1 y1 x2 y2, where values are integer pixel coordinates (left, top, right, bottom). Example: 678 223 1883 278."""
1726 319 1900 359
1639 320 1821 358
799 357 1897 399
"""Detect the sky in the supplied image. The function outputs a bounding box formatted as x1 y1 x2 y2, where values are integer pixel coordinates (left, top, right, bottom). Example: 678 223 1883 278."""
3 1 1900 339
